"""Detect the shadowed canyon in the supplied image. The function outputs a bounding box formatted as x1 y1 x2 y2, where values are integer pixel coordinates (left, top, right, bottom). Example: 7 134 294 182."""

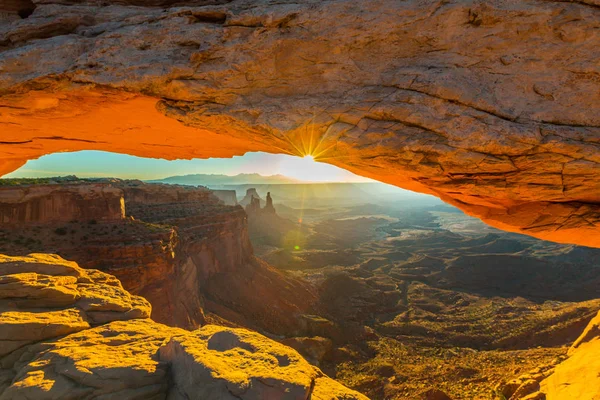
1 0 600 399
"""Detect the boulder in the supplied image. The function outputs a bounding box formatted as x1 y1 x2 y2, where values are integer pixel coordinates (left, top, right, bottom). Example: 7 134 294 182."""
0 253 151 356
420 388 453 400
0 253 366 400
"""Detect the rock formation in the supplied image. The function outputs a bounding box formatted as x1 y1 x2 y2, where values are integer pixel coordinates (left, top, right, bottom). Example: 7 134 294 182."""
211 189 238 205
0 182 125 224
0 253 366 400
540 310 600 399
264 191 276 214
0 0 34 20
0 179 318 336
498 309 600 400
239 188 263 208
245 195 261 214
243 189 276 215
0 252 151 358
0 0 599 247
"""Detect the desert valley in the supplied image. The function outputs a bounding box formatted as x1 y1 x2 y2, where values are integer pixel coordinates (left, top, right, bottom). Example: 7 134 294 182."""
0 173 598 399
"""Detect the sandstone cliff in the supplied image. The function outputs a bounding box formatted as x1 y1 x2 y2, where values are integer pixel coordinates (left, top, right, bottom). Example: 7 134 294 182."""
212 189 238 205
239 188 263 207
0 183 124 224
0 253 366 400
0 180 318 336
0 0 599 247
116 180 317 335
497 309 600 400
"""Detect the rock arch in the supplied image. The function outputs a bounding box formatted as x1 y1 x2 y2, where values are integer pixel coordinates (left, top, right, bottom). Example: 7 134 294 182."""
0 0 599 247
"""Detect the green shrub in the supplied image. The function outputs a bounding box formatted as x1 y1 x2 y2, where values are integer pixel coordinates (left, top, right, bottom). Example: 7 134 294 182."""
54 227 68 236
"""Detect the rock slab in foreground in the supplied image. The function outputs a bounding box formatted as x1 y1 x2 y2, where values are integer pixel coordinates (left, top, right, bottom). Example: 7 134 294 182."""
537 310 600 400
0 253 367 400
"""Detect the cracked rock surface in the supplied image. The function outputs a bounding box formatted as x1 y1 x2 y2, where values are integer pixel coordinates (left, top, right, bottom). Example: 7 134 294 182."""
0 253 366 399
0 0 599 246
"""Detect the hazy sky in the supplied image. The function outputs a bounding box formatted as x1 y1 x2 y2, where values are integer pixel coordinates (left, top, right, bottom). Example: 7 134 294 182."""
3 151 374 183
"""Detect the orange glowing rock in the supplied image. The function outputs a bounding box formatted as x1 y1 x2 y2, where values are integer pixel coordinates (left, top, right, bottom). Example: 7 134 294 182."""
0 0 598 247
0 253 366 400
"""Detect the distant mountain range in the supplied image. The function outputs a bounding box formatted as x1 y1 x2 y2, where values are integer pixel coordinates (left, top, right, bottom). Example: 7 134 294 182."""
149 173 437 208
149 173 302 186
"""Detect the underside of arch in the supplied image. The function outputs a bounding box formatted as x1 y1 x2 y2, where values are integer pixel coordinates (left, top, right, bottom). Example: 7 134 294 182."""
0 0 599 247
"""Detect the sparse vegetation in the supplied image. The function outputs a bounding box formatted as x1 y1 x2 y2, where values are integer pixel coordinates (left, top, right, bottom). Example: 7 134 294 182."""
54 227 68 236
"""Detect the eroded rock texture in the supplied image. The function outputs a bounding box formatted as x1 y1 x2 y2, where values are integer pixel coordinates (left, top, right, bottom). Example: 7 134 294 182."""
0 180 317 335
0 0 598 246
0 182 125 224
0 253 151 358
499 309 600 400
0 253 366 400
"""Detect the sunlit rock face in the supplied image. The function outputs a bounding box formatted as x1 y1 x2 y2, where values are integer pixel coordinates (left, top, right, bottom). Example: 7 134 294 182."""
0 253 366 400
0 253 151 358
0 0 599 247
0 183 125 224
0 180 317 335
211 189 238 205
499 310 600 400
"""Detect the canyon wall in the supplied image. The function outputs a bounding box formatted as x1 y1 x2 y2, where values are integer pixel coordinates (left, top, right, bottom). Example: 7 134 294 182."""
0 0 599 247
118 180 253 329
0 183 125 225
500 309 600 400
0 180 317 335
116 180 317 335
212 189 238 205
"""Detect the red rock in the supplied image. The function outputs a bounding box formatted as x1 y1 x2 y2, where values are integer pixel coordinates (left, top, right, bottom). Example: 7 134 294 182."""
420 388 453 400
0 0 599 247
0 183 124 225
0 180 317 336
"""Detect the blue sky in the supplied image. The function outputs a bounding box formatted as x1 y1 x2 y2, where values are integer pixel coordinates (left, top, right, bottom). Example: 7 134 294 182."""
3 151 373 182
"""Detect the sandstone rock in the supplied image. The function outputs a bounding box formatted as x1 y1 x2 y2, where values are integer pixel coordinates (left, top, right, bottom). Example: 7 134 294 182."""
264 191 276 213
280 336 333 366
509 379 540 400
539 310 600 400
2 319 366 400
498 379 523 399
0 253 365 400
1 319 181 400
115 180 317 336
0 0 35 19
0 180 316 335
0 253 151 357
245 194 261 214
420 388 453 400
0 183 125 225
0 0 599 246
159 325 353 399
240 188 263 208
212 189 238 206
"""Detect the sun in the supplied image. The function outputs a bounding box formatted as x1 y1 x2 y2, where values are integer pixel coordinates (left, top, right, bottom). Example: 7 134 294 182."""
275 153 373 183
277 154 343 182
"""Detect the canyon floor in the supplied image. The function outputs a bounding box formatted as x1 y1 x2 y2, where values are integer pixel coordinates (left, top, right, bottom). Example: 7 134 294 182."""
247 186 600 399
